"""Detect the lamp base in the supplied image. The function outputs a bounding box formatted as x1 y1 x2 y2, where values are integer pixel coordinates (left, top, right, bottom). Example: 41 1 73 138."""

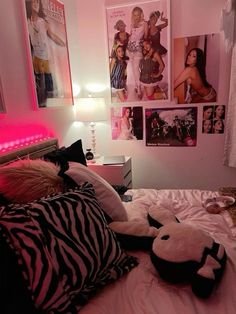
93 153 101 159
86 154 101 164
87 159 96 164
85 149 94 161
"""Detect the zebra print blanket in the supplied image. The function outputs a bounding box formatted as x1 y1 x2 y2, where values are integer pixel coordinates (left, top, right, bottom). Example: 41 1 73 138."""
0 183 138 313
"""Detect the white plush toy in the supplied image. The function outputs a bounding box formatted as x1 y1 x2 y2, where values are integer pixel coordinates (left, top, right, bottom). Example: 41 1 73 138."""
110 205 227 298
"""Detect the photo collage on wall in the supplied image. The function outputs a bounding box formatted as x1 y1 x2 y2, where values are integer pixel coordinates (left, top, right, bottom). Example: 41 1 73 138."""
202 105 225 134
105 0 223 145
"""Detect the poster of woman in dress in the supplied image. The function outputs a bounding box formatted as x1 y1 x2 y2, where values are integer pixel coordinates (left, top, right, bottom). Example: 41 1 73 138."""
111 106 143 140
173 33 220 104
145 107 197 146
106 0 170 103
24 0 73 108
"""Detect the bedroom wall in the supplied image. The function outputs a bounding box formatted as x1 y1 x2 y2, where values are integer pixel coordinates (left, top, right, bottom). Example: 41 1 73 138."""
0 0 236 190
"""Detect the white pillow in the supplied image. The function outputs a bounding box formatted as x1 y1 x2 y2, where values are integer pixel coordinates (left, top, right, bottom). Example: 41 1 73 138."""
65 162 128 221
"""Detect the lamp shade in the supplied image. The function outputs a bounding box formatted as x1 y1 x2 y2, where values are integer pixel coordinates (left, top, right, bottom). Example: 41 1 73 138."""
75 98 107 122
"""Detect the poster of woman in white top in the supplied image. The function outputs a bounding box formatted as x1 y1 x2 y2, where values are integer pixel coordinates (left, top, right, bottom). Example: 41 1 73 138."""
111 106 143 140
106 0 170 104
24 0 73 108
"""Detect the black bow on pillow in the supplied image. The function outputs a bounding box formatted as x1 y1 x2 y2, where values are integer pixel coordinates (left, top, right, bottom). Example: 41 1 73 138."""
44 139 87 175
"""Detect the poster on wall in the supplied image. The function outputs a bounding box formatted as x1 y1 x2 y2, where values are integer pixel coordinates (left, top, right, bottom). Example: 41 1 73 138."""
202 105 225 134
24 0 73 108
173 33 220 104
106 0 170 104
145 107 197 146
111 106 143 140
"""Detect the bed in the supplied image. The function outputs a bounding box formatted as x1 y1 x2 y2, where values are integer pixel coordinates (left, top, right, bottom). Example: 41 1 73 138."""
81 188 236 314
0 138 236 314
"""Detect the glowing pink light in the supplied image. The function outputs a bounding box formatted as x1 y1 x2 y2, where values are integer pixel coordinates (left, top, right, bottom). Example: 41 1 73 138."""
0 133 53 155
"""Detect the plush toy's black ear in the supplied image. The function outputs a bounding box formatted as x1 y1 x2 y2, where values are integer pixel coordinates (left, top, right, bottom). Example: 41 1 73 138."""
191 243 227 298
109 222 159 251
148 206 179 229
150 249 199 283
191 274 215 298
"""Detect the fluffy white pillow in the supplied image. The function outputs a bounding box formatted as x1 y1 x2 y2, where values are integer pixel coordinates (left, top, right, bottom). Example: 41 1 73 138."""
65 162 128 221
0 159 63 203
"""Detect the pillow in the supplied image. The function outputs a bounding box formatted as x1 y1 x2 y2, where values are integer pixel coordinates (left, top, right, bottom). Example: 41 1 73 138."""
0 194 10 206
0 159 63 203
44 139 87 171
0 234 40 314
0 183 138 313
64 162 128 221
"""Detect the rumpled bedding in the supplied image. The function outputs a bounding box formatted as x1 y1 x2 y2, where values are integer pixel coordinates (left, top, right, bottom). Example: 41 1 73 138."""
80 189 236 314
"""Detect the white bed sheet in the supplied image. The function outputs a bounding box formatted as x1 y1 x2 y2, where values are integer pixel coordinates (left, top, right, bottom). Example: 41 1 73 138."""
80 189 236 314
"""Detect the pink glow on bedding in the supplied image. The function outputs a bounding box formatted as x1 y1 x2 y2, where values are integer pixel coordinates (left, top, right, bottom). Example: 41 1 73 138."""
80 189 236 314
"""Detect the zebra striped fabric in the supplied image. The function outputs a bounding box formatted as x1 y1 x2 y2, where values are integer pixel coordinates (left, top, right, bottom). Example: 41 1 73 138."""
0 183 138 313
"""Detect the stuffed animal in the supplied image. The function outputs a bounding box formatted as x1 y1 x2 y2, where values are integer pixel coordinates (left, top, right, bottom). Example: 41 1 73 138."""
109 205 227 298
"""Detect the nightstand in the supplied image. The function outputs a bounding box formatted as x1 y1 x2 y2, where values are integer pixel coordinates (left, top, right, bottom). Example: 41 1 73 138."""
87 156 132 188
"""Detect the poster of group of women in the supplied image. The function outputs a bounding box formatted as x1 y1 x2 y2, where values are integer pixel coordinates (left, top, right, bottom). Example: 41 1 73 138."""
145 107 197 146
106 0 170 103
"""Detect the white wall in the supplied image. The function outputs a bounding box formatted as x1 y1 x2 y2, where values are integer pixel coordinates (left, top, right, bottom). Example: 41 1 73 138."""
0 0 236 190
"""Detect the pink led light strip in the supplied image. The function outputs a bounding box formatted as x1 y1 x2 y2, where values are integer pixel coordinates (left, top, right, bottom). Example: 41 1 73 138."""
0 134 52 154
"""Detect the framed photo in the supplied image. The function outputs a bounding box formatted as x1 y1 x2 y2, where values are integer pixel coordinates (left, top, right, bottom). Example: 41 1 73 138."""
202 105 225 134
23 0 73 108
111 106 143 140
0 77 6 113
106 0 170 104
173 33 220 104
145 107 197 146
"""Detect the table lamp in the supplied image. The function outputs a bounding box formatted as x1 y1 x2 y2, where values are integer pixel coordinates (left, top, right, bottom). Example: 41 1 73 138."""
75 97 107 158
